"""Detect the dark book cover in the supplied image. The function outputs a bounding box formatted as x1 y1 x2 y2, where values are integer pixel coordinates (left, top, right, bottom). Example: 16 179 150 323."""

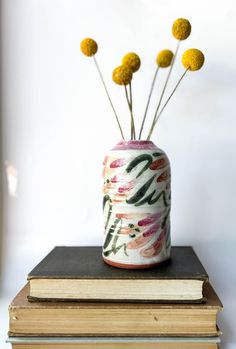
28 246 208 281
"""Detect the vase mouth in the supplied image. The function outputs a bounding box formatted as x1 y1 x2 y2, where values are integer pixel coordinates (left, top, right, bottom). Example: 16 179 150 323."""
112 140 157 150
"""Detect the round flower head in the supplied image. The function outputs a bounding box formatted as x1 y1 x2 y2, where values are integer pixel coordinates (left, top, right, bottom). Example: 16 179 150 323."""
80 38 98 56
122 52 141 73
156 50 174 68
112 65 133 85
182 49 205 71
172 18 191 40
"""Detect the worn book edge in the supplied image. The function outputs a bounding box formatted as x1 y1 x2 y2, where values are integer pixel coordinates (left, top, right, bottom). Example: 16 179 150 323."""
27 295 206 303
6 336 221 343
28 278 205 303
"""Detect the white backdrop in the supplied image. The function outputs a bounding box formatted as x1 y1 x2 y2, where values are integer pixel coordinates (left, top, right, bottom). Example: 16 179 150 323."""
1 0 236 348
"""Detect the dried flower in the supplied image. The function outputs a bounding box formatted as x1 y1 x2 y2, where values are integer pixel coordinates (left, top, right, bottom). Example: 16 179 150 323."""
156 50 174 68
80 38 98 56
182 49 205 71
122 52 141 73
112 65 133 85
80 37 124 138
172 18 191 40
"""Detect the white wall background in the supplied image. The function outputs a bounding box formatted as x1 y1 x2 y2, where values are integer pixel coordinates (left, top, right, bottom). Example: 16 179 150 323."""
1 0 236 348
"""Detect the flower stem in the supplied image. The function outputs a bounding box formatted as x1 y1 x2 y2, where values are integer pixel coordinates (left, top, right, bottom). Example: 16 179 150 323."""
93 56 124 139
147 68 189 140
138 66 159 140
129 82 136 139
124 85 135 140
147 40 180 140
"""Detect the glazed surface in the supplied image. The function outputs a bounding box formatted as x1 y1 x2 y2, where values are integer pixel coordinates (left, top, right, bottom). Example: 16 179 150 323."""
102 141 171 267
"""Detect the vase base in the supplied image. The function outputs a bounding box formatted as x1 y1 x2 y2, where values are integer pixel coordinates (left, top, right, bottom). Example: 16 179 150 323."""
103 256 170 269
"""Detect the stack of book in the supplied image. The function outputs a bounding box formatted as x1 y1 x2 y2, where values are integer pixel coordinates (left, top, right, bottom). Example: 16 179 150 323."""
7 246 223 349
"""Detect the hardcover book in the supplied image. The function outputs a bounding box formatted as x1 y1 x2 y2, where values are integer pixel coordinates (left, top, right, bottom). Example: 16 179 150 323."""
9 283 222 337
7 336 220 349
27 246 208 302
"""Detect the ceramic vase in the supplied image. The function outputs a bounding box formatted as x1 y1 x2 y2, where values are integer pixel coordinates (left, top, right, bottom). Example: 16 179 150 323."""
102 140 171 269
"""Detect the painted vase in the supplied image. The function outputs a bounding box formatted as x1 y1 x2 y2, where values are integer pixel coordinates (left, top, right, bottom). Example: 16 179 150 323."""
102 140 171 269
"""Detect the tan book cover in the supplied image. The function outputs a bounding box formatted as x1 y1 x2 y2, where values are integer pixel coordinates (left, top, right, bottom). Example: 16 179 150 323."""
9 283 222 337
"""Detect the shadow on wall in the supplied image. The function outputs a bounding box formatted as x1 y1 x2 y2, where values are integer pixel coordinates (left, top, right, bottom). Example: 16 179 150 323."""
0 0 6 294
0 112 3 297
0 0 2 294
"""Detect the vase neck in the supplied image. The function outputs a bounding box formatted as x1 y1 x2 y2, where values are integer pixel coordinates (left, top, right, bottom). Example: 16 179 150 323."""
112 140 157 150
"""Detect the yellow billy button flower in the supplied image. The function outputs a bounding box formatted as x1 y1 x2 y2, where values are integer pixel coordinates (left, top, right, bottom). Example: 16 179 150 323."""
156 50 174 68
172 18 191 40
182 49 205 71
80 38 98 56
112 65 133 85
122 52 141 73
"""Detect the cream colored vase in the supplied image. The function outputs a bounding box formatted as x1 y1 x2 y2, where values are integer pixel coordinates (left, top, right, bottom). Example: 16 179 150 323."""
102 140 171 269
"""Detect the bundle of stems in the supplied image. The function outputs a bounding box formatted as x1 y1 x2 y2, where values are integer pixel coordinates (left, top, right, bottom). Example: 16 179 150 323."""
90 52 193 141
140 41 180 140
81 18 204 140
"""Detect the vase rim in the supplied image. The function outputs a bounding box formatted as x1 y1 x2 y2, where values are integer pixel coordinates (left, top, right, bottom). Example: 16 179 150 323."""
112 140 157 150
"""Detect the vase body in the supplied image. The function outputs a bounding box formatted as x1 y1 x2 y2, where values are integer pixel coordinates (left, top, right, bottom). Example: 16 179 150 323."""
102 140 171 268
